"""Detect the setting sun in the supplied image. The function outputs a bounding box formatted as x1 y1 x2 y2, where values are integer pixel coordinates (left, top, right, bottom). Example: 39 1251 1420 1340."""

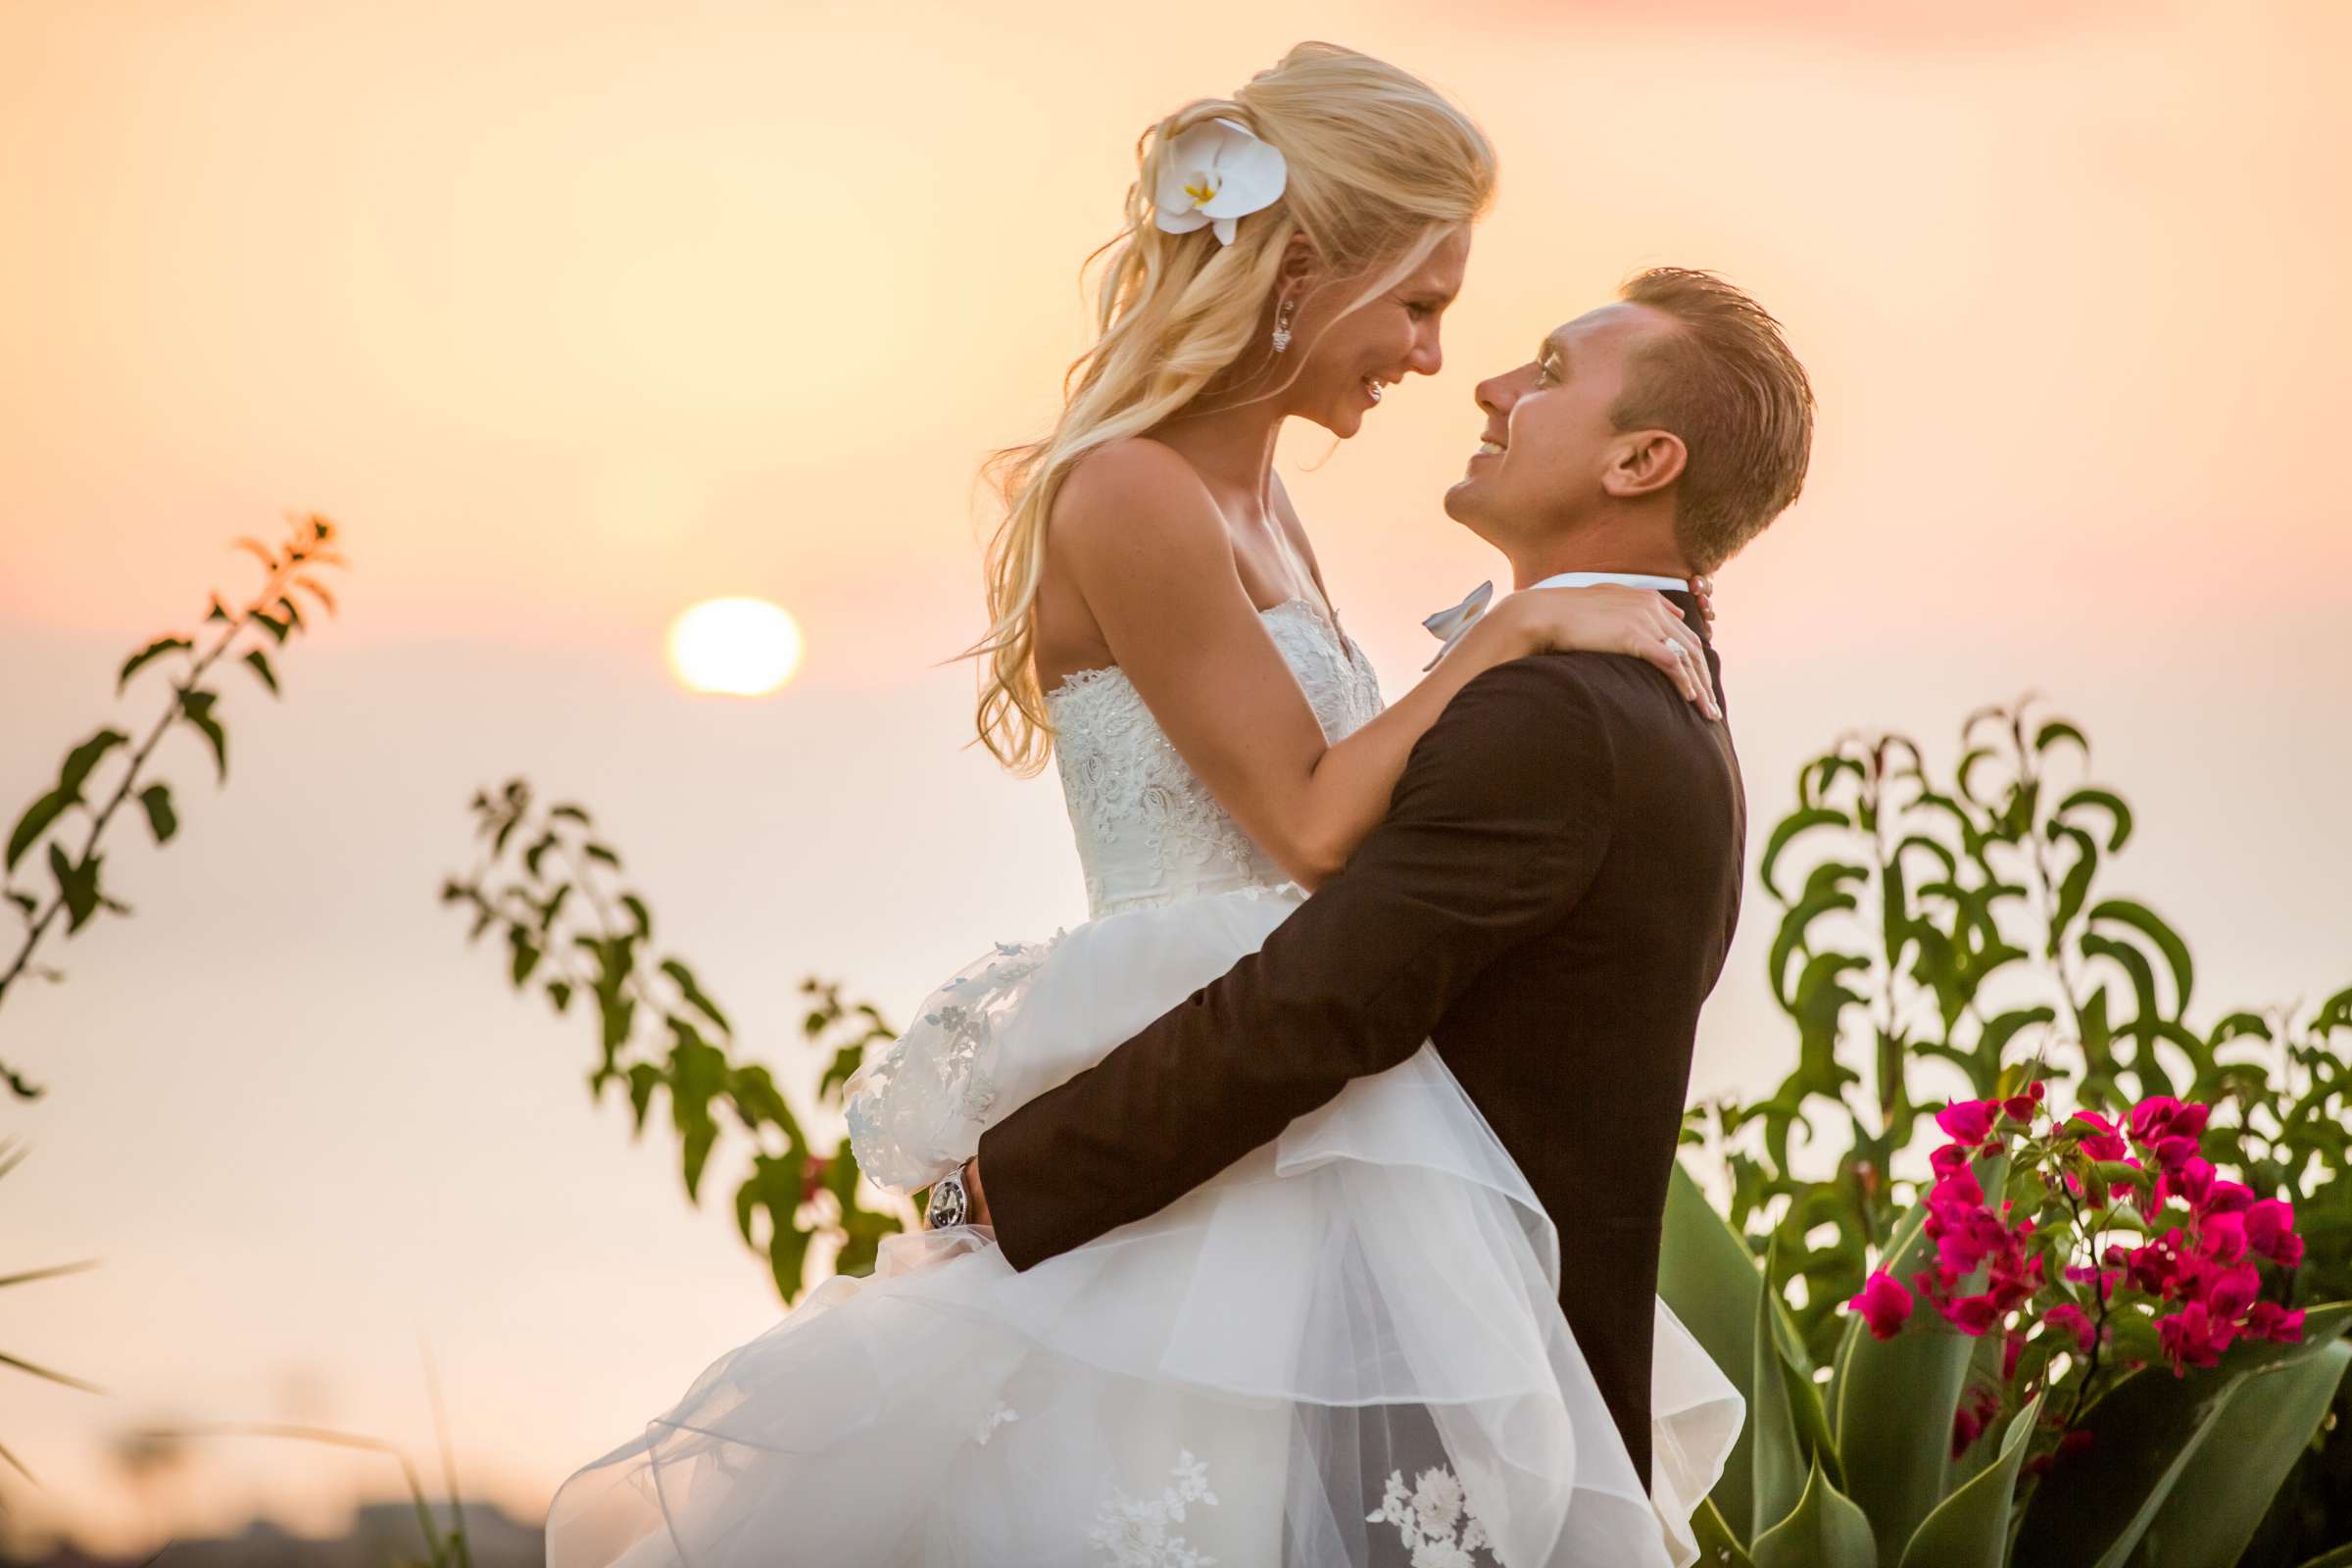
667 597 805 696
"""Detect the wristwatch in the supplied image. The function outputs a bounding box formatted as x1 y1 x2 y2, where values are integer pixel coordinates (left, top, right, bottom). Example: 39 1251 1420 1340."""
926 1161 973 1229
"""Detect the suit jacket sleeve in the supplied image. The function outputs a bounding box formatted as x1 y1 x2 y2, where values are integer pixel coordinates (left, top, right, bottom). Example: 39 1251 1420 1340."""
978 656 1618 1271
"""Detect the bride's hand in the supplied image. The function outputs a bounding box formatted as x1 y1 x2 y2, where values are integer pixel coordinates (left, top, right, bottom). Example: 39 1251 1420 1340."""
1690 573 1716 627
1479 584 1720 719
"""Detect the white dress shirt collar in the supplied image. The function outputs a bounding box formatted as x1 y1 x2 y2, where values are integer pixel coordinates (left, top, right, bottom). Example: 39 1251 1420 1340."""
1525 570 1690 593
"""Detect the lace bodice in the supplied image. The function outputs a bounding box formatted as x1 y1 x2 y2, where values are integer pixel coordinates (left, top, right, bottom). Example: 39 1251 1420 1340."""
1048 599 1386 918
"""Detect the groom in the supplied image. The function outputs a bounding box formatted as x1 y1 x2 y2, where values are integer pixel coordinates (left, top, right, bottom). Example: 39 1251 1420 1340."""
956 267 1813 1490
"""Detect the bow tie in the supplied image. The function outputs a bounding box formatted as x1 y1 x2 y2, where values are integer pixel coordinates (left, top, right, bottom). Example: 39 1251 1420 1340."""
1421 580 1494 671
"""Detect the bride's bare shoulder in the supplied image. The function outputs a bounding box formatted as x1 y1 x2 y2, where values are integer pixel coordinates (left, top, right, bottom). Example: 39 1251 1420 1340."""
1049 437 1233 584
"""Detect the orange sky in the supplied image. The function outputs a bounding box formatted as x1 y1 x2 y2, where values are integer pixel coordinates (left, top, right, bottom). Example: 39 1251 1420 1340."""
3 0 2348 1549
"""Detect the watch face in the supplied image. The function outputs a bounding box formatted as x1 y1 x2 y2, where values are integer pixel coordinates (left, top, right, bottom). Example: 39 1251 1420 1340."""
927 1178 967 1229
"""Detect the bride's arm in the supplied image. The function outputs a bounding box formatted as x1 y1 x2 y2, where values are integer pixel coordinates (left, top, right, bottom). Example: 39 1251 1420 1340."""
1050 437 1711 889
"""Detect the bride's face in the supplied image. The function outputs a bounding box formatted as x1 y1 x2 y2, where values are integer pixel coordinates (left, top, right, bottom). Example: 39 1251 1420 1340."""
1283 226 1468 440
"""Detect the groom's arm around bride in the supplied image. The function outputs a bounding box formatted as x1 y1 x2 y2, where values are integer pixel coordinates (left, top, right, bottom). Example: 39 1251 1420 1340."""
969 270 1812 1484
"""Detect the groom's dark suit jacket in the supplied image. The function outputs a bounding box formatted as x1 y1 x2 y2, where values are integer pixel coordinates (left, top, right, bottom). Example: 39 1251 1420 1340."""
976 591 1742 1488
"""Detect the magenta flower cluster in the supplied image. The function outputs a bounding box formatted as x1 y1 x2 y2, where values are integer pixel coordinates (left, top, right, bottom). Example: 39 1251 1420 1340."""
1842 1084 2307 1455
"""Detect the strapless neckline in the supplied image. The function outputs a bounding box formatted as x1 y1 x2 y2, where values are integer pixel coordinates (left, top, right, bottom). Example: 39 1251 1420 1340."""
1042 595 1384 918
1044 597 1342 705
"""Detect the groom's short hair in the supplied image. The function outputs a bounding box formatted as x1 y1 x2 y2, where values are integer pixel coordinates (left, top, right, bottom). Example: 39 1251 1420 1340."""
1611 269 1814 573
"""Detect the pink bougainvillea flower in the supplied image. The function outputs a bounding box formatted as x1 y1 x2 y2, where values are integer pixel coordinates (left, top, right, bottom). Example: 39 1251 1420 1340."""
2002 1092 2038 1122
1849 1269 1915 1340
2199 1179 2257 1218
2127 1229 2191 1298
1937 1099 1999 1146
1941 1292 1999 1336
2043 1301 2097 1354
2205 1259 2262 1320
2200 1211 2250 1265
1950 1384 2002 1459
2067 1111 2130 1161
2245 1198 2298 1261
2245 1301 2306 1343
1931 1142 1974 1177
1932 1164 1985 1213
2129 1096 2209 1147
2152 1134 2201 1172
2158 1299 2239 1374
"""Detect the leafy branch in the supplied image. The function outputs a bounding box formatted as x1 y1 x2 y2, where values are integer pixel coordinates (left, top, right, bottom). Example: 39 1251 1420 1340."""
0 513 346 1098
441 780 910 1301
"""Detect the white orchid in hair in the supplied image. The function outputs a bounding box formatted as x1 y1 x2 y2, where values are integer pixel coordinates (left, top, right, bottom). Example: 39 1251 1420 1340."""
1152 116 1288 246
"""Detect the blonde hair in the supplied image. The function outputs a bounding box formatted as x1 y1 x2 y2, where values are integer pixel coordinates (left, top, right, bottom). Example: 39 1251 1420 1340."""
969 41 1497 774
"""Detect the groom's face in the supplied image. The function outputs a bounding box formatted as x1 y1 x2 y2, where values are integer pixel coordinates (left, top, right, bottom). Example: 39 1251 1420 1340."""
1443 302 1673 546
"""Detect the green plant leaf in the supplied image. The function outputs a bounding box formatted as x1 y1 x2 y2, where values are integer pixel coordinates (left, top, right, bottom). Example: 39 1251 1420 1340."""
7 786 78 874
1753 1453 1879 1568
2085 900 2194 1015
660 958 733 1035
118 637 192 692
1659 1159 1768 1544
2127 1337 2352 1567
240 648 279 696
2034 718 2088 757
1750 1237 1812 1538
1692 1494 1759 1568
176 689 227 781
2013 1303 2352 1568
1895 1392 2042 1568
1830 1151 2008 1565
1762 808 1851 900
136 783 177 845
2057 787 2133 851
46 842 101 933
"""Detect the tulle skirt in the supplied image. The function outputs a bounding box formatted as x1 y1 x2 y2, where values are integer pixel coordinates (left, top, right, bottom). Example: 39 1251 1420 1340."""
545 884 1743 1567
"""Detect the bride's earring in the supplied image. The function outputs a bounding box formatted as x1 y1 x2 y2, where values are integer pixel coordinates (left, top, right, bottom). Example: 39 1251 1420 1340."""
1271 298 1298 354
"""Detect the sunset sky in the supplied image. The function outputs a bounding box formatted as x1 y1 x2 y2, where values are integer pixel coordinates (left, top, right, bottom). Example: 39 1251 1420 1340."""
3 0 2348 1548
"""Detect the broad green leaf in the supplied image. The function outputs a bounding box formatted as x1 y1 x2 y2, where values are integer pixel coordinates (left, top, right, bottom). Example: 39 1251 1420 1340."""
2057 786 2134 851
661 957 733 1034
1753 1453 1878 1568
2086 900 2194 1014
1750 1238 1810 1538
1896 1392 2042 1568
136 783 177 845
2034 718 2088 757
1692 1495 1759 1568
2013 1304 2351 1568
118 637 191 692
2128 1337 2352 1567
46 842 101 932
1831 1151 2008 1566
60 729 128 798
507 926 540 986
241 648 279 695
176 689 227 781
1659 1159 1768 1542
1762 808 1851 900
7 786 77 874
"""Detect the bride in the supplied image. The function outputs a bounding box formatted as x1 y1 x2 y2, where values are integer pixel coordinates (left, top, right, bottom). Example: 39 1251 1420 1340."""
547 41 1740 1568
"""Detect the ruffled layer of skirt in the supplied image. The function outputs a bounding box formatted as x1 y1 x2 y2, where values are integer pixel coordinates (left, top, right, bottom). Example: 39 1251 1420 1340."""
547 886 1742 1567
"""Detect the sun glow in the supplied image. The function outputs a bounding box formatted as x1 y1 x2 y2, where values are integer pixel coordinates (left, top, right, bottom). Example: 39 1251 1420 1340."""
667 597 805 696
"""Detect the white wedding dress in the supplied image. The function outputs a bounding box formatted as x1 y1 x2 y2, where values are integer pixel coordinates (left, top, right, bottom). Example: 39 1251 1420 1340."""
544 599 1743 1568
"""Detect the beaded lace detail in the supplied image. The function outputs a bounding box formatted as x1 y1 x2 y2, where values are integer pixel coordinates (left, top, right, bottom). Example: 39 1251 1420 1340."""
1049 600 1385 918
